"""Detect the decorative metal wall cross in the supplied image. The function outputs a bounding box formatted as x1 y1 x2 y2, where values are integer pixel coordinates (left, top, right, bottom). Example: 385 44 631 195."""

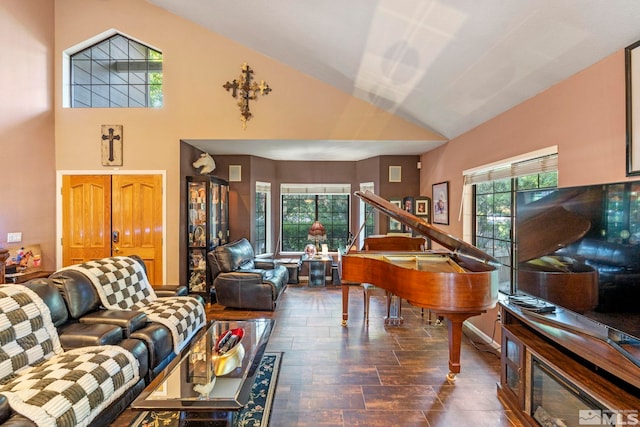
223 63 272 129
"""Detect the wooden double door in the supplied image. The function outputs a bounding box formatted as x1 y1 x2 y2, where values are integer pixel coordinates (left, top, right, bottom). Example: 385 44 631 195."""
61 174 163 285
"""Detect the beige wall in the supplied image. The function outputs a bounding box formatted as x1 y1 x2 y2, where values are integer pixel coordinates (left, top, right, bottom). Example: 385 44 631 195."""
53 0 441 283
0 0 55 270
420 51 628 336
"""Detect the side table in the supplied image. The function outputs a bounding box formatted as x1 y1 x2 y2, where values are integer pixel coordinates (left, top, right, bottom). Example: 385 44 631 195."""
277 258 302 284
301 256 332 287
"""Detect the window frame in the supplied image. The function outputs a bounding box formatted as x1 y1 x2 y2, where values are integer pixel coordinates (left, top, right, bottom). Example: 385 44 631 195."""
280 184 351 253
254 181 271 256
463 147 559 294
68 32 163 108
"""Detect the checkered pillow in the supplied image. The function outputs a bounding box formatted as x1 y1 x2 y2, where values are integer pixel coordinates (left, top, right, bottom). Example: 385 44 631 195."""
0 285 62 384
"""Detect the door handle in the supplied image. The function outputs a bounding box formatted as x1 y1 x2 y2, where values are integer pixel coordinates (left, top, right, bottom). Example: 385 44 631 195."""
113 246 121 253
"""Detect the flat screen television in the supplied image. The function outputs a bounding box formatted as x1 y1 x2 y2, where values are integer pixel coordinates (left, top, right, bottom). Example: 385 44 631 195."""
515 180 640 344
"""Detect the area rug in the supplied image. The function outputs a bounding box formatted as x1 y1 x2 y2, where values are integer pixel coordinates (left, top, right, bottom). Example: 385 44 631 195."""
130 352 282 427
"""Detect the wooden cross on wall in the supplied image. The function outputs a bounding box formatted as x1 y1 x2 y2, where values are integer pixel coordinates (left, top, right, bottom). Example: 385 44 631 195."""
223 63 272 129
100 125 123 166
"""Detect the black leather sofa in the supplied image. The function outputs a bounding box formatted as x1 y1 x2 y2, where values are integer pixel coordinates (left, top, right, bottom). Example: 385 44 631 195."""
0 280 149 427
208 238 288 310
48 255 205 381
0 256 207 426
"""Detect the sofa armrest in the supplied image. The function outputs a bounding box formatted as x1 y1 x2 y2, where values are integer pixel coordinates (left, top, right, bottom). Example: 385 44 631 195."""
254 259 276 270
0 395 11 426
0 413 37 427
220 270 265 281
155 285 188 297
79 310 148 337
119 338 149 380
57 323 123 350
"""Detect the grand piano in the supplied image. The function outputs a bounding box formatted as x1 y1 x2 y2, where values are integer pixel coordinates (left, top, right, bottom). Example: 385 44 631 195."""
341 190 500 379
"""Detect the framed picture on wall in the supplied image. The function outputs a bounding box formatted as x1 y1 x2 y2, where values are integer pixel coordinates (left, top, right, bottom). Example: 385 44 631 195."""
627 40 640 175
415 197 430 219
432 182 449 225
401 197 414 232
388 198 402 231
402 196 415 214
388 166 402 182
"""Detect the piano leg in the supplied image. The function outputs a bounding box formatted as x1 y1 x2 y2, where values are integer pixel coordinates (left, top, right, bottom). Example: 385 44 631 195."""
442 311 483 381
384 291 403 326
341 284 350 326
362 283 374 323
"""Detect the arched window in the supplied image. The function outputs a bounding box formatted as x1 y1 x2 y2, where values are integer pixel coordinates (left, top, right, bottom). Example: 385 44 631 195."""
70 33 162 108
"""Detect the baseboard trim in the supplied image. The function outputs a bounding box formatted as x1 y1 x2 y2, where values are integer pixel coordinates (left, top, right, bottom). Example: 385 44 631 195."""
463 320 501 354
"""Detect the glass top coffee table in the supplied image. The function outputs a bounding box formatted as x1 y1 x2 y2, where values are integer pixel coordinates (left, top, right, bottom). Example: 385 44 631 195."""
132 319 274 412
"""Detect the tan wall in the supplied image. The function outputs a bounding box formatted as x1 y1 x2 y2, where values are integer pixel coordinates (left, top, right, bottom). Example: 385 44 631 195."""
0 0 56 270
53 0 441 283
420 51 628 337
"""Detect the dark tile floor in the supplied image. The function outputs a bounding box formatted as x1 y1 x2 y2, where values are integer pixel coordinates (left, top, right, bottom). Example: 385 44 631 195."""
116 284 524 426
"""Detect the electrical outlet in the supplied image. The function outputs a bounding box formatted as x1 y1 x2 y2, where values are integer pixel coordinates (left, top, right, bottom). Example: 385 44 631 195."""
7 232 22 243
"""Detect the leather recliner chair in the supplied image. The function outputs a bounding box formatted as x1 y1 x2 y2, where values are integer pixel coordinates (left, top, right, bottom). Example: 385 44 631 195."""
207 238 288 310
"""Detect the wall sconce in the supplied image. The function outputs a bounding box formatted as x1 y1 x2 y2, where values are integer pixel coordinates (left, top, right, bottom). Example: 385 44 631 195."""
223 63 272 129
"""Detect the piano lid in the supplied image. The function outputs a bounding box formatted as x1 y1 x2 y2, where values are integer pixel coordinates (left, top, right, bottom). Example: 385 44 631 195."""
353 190 500 268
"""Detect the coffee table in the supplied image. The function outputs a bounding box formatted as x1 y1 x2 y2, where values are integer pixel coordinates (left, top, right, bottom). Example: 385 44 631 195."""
131 319 274 416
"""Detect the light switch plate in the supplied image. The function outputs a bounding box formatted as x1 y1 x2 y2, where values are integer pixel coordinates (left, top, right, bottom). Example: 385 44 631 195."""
7 232 22 243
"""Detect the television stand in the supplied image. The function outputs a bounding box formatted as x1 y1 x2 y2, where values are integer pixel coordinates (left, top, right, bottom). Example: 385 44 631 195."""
498 300 640 427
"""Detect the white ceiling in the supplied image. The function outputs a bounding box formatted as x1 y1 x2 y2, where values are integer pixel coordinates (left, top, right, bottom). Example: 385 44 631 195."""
148 0 640 161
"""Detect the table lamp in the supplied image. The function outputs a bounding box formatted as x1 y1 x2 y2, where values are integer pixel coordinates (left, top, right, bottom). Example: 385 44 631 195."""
307 221 326 252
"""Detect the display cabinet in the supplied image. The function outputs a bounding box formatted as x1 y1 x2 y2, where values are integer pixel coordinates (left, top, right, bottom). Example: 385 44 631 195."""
186 176 229 298
500 326 525 410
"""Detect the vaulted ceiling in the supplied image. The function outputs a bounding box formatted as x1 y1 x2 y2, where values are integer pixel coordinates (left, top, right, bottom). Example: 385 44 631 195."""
148 0 640 160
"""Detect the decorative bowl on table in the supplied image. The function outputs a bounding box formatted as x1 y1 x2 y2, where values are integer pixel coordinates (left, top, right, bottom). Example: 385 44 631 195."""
213 327 245 376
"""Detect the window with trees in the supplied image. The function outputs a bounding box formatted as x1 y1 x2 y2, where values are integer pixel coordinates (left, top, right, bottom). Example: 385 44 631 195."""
281 187 350 252
255 191 267 255
254 182 271 255
470 153 558 293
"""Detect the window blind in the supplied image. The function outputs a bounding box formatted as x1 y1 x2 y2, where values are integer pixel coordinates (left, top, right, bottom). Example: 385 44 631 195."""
464 153 558 185
256 181 271 193
280 183 351 194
